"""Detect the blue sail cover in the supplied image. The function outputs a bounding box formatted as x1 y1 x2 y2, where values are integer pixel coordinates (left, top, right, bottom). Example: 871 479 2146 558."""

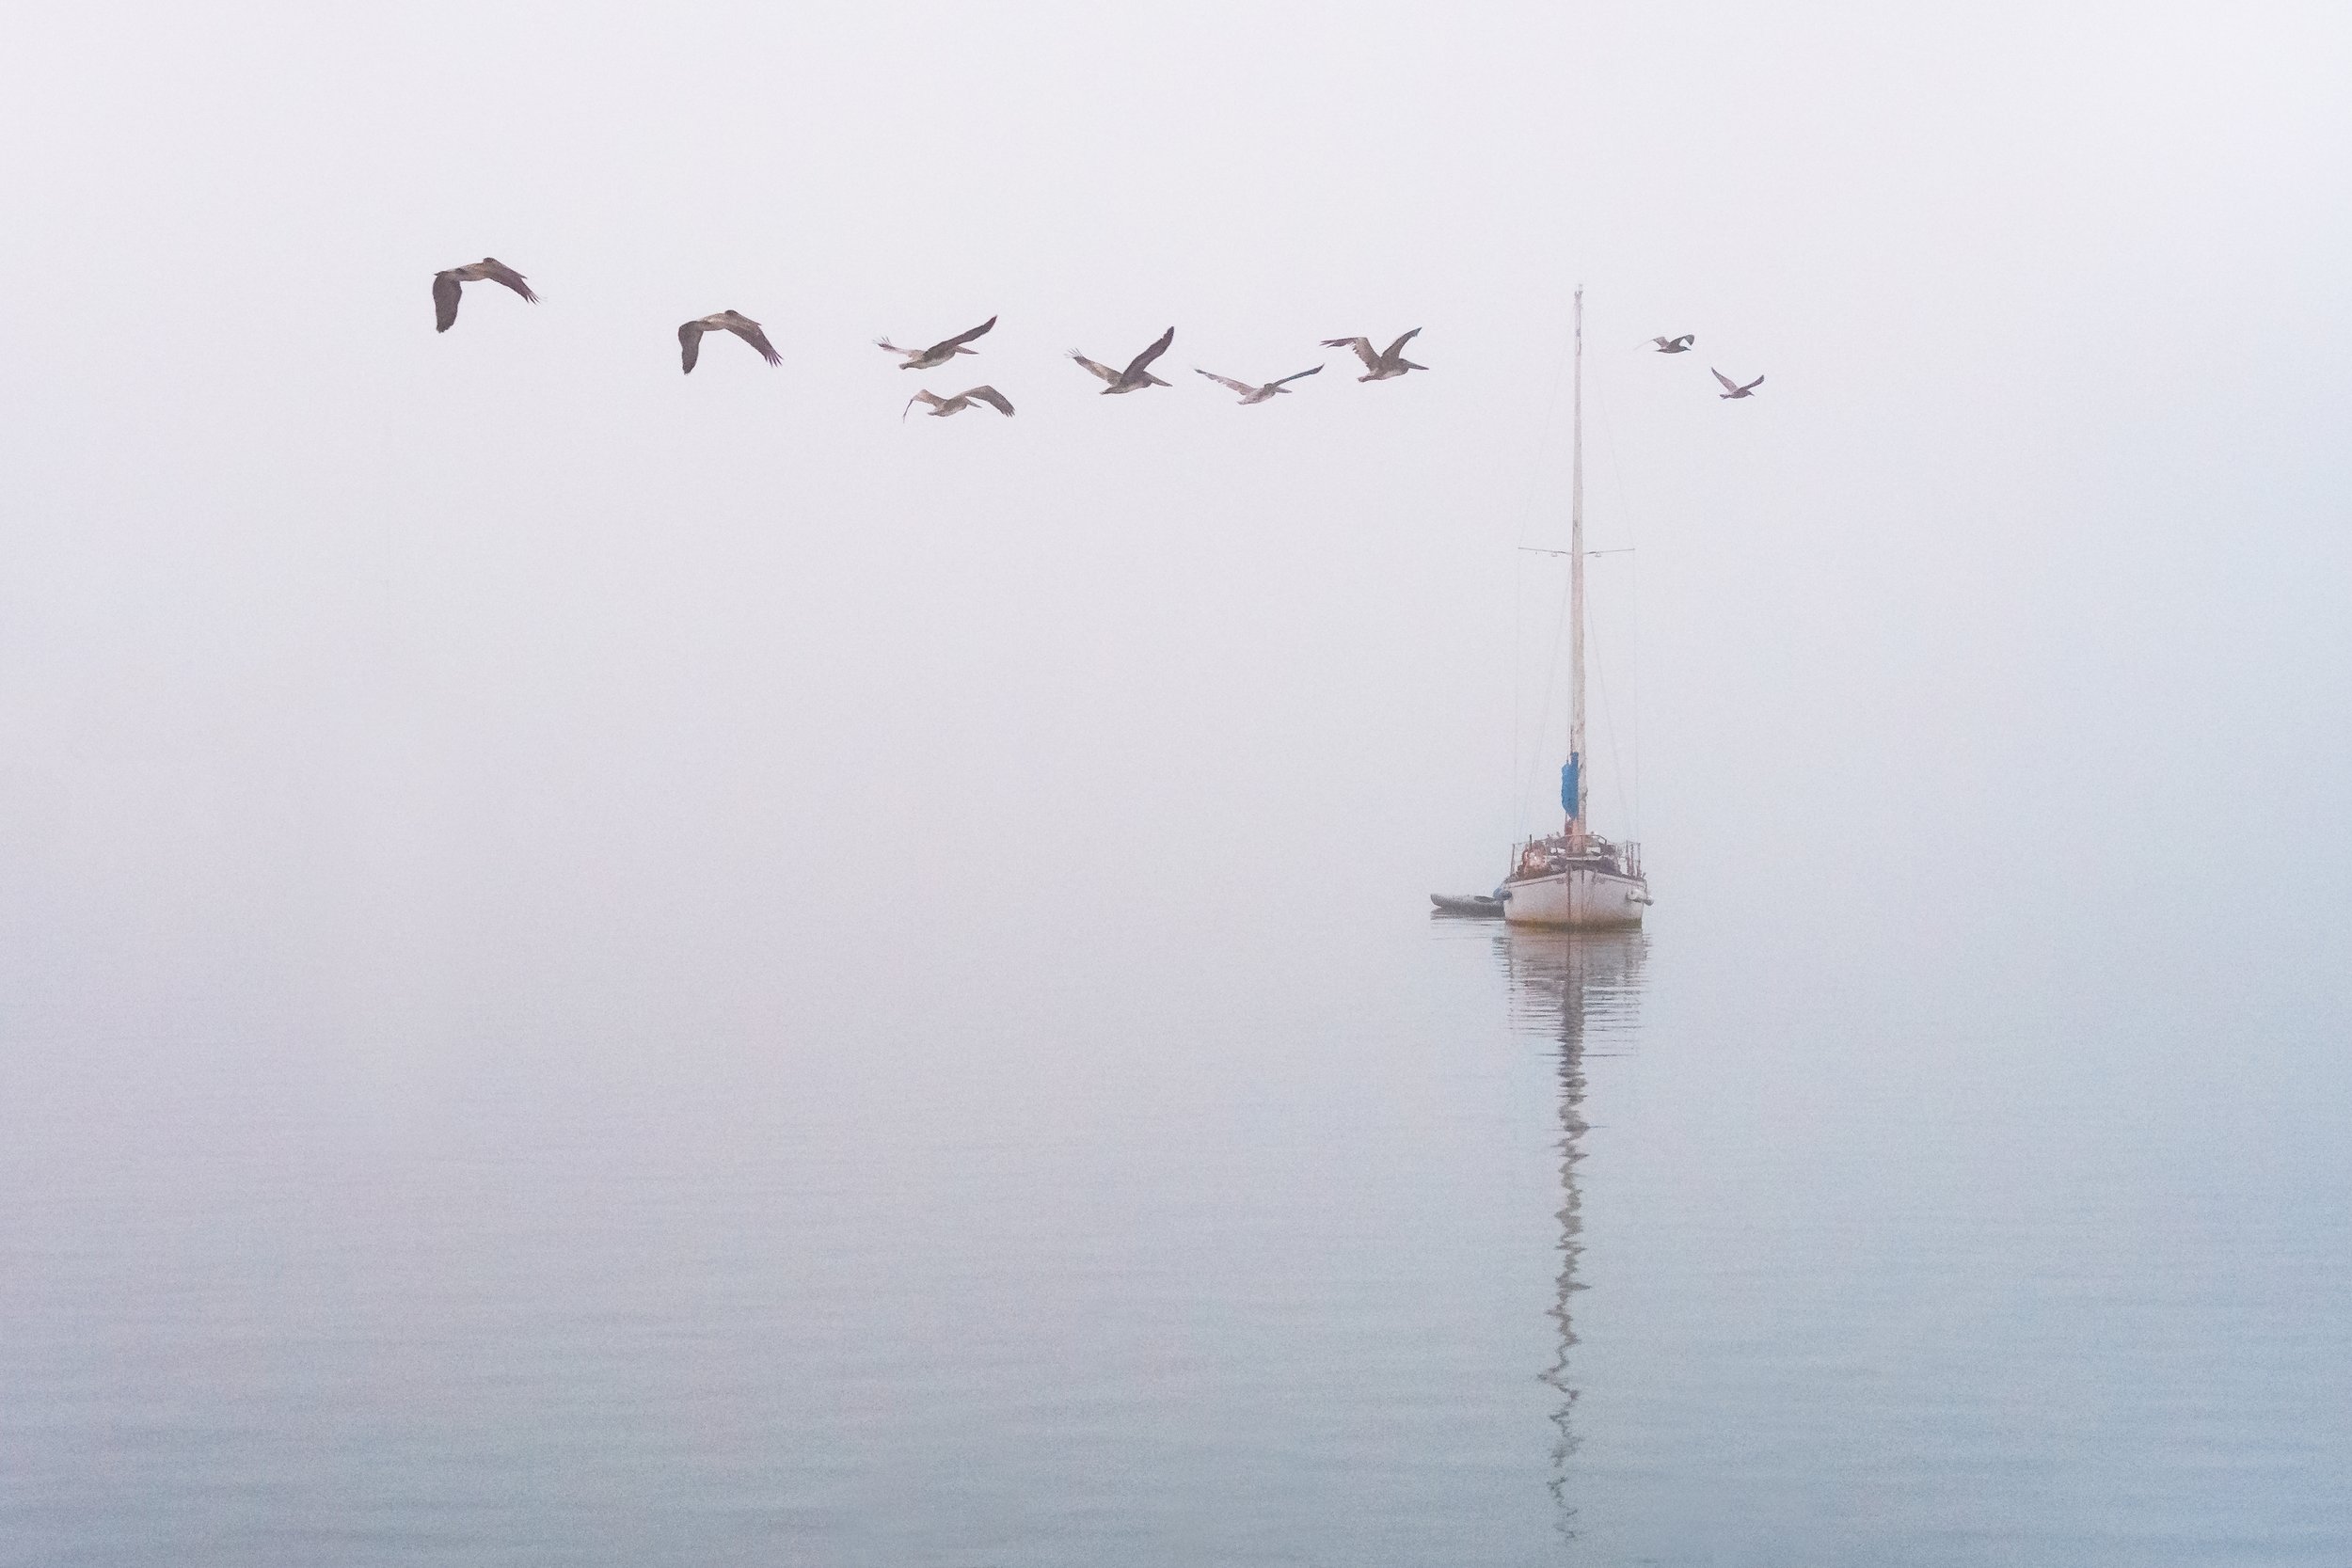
1560 754 1581 819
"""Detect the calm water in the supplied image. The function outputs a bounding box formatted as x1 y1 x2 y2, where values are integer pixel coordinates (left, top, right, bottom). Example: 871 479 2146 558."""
3 879 2347 1567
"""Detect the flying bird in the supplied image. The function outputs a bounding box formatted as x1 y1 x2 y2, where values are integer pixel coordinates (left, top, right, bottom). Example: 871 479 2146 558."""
1195 365 1323 404
1711 367 1765 399
432 259 537 332
904 385 1016 420
678 311 783 373
876 316 997 370
1068 326 1176 394
1648 334 1695 354
1321 329 1426 381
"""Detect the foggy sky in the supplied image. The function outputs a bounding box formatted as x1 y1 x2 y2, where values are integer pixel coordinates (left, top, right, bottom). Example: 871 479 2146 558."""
2 1 2346 1043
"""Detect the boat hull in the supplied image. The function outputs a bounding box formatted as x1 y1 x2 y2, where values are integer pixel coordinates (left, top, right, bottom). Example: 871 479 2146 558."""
1502 867 1648 927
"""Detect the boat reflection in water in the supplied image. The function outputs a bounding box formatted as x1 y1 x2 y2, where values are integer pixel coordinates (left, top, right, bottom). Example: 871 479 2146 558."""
1497 926 1648 1543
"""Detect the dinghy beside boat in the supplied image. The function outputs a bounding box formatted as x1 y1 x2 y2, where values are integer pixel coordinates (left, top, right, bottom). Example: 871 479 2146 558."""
1430 891 1507 918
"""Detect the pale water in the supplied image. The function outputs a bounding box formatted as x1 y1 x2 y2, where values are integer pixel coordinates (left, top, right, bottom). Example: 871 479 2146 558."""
3 879 2347 1567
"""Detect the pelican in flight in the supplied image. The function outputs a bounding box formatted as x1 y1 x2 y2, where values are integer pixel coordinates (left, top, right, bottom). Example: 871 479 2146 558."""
1195 364 1323 404
1712 367 1765 399
432 259 536 332
1648 334 1695 354
904 386 1015 420
678 311 783 373
876 317 996 370
1068 327 1176 394
1322 329 1426 381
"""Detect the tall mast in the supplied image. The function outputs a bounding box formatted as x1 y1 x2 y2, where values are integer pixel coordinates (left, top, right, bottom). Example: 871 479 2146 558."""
1567 286 1587 835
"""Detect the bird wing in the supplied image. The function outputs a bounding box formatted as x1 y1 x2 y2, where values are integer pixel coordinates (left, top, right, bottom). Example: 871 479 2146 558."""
1740 373 1764 392
679 320 705 373
1196 369 1257 396
904 390 945 420
932 315 996 354
875 338 909 356
1068 352 1120 385
1674 334 1693 349
961 385 1014 417
729 318 784 366
1710 367 1739 391
1379 327 1422 363
1322 337 1379 372
479 260 538 303
1269 365 1324 388
1121 326 1176 381
433 272 461 332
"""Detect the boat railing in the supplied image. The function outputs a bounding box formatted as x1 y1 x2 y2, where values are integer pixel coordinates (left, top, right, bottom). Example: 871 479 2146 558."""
1511 834 1645 880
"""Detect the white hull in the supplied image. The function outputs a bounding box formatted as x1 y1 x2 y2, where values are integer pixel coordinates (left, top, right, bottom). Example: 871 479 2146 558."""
1502 866 1648 928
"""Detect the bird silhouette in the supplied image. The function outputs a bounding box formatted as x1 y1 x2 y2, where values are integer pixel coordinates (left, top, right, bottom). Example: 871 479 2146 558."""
1711 367 1764 399
431 259 537 332
1321 329 1426 381
877 317 997 370
678 311 783 374
1195 365 1323 404
1068 327 1176 394
904 385 1016 420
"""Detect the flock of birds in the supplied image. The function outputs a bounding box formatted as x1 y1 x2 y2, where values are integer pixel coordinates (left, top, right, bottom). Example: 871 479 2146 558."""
1647 332 1765 399
428 258 1766 415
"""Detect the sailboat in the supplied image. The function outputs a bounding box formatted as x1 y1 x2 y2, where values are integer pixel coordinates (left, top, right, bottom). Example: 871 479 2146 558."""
1436 288 1652 927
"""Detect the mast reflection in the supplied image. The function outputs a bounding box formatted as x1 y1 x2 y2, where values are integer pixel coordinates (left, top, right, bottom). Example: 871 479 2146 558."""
1497 926 1648 1544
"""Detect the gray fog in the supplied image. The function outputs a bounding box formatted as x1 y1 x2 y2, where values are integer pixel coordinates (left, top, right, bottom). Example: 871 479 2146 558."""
3 4 2348 1564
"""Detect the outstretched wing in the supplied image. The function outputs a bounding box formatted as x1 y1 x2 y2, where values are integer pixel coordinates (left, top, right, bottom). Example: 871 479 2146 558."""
903 390 945 420
1121 325 1175 381
1269 364 1324 388
433 272 461 332
1710 367 1739 392
1379 327 1422 363
960 385 1014 417
478 259 538 303
930 315 996 354
1740 373 1764 392
1322 336 1379 372
875 338 909 356
1672 334 1693 349
1196 369 1257 396
1068 351 1120 385
730 318 784 366
679 320 705 374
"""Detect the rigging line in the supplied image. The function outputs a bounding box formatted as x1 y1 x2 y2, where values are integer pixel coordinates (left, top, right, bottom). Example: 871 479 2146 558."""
1630 547 1642 843
1512 544 1525 841
1523 561 1573 834
1589 561 1632 832
1594 362 1645 844
1510 304 1575 842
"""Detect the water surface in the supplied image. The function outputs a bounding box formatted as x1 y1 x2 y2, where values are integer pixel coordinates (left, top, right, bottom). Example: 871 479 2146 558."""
3 879 2346 1567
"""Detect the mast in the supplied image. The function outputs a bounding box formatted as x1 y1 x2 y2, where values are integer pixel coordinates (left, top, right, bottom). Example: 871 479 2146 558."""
1566 287 1587 836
